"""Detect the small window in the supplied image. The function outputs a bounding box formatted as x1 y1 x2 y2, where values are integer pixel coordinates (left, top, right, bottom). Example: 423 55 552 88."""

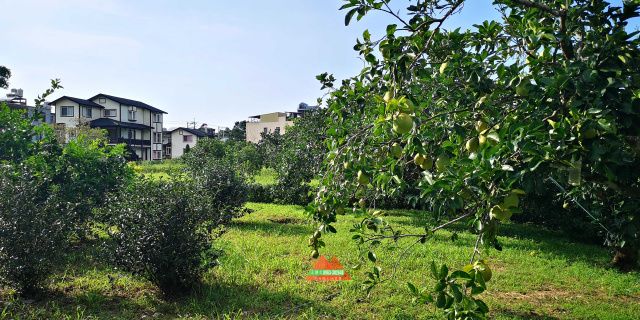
183 135 193 142
99 98 106 104
82 107 92 118
153 151 162 160
61 106 74 117
263 127 268 133
154 133 162 143
154 114 162 122
104 109 116 117
128 110 137 121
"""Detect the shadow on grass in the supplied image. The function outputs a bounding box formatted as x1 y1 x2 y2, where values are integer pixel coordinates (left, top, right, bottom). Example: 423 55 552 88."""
187 282 338 318
494 309 562 320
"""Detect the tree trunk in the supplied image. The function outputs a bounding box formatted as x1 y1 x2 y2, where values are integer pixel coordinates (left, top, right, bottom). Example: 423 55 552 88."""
612 246 639 272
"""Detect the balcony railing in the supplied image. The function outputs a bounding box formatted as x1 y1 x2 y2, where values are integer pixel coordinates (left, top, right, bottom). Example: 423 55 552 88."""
108 137 151 146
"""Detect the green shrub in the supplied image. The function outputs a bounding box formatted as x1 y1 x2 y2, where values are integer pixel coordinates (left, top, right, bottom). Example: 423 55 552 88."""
182 140 249 223
104 177 221 297
0 166 74 296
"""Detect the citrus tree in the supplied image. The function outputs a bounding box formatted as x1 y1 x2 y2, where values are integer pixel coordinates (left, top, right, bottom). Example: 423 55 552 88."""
309 0 640 317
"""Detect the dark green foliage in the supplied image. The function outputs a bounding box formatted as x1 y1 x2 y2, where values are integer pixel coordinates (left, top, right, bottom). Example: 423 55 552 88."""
0 66 10 89
104 177 221 298
0 166 74 296
184 143 191 154
182 139 249 223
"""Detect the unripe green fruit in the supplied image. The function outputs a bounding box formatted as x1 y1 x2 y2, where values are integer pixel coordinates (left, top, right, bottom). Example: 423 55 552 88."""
398 99 414 113
476 121 488 133
414 154 425 166
516 78 531 97
581 128 597 139
491 205 512 221
336 206 345 215
435 153 451 172
466 137 479 153
391 143 403 158
358 198 366 208
421 154 434 170
358 170 370 185
311 250 319 259
502 194 519 208
479 135 487 145
318 204 329 214
313 231 321 239
393 113 413 134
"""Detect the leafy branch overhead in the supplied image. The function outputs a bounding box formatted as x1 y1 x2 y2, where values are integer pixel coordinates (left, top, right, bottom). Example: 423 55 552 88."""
311 0 640 317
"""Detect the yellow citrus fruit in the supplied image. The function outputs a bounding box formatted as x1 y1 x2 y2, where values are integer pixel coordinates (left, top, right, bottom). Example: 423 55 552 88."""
440 62 449 74
414 154 425 166
476 121 488 133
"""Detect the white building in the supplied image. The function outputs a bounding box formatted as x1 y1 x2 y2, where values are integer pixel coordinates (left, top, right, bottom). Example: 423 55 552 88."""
168 127 211 159
51 94 167 161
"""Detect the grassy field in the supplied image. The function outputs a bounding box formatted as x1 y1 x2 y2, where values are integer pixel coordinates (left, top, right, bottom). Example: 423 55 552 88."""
1 202 638 319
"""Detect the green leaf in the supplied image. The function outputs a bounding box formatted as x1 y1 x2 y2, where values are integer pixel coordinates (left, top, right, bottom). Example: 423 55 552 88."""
439 264 449 280
449 270 473 280
386 24 397 36
368 251 377 263
471 286 485 296
407 282 418 294
345 8 357 26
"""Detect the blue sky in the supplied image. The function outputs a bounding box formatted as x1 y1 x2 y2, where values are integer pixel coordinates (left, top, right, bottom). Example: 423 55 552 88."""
0 0 635 129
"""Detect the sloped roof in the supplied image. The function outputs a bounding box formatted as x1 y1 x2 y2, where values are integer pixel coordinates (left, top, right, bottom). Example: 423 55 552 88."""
50 96 103 108
170 127 209 137
90 93 167 114
89 118 152 130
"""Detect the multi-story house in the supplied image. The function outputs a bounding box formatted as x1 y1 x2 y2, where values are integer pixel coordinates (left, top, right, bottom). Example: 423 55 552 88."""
51 93 167 161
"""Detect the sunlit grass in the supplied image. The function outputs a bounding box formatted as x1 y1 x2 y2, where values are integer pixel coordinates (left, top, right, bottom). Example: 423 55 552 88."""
1 203 638 319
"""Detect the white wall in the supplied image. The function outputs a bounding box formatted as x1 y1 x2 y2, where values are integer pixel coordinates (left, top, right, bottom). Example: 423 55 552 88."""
170 129 202 158
54 98 80 127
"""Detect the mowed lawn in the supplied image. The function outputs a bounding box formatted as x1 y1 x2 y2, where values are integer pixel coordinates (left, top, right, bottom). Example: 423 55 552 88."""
1 202 639 319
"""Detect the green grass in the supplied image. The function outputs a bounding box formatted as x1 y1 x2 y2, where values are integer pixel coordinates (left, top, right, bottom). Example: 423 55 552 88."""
1 203 638 319
253 168 277 185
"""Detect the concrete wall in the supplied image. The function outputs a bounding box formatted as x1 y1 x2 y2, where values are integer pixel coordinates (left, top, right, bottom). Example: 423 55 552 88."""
246 112 293 143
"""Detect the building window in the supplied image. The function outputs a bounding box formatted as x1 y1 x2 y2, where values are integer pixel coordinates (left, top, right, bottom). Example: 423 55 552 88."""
263 127 268 133
153 151 162 160
99 98 106 104
60 106 73 117
183 135 193 142
82 107 92 118
153 114 161 123
154 133 162 143
128 110 137 121
127 130 137 140
104 109 116 117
